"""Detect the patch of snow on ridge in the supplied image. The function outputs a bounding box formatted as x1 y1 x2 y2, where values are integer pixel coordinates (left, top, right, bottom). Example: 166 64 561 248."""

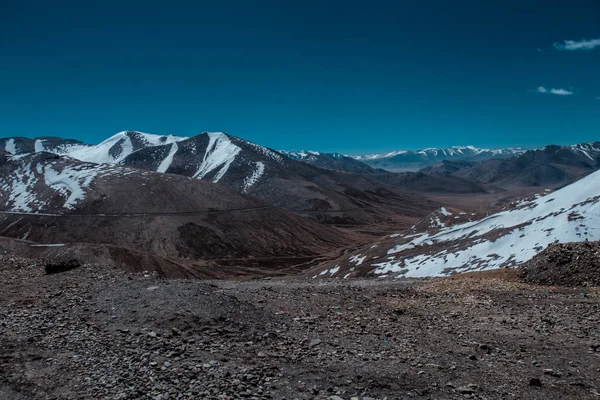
4 139 16 155
280 150 321 160
0 155 119 212
439 207 452 216
43 165 102 209
349 254 366 265
0 162 41 212
157 142 178 173
243 162 265 192
194 132 241 183
371 169 600 278
34 140 45 152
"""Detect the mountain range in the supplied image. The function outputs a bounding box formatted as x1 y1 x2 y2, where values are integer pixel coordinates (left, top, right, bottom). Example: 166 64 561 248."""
0 132 438 227
423 143 600 188
352 146 526 172
2 130 600 279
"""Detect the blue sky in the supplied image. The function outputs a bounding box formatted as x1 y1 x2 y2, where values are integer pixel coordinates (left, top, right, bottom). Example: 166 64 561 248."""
1 0 599 154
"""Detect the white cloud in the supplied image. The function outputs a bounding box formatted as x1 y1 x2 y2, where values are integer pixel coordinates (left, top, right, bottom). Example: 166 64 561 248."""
554 38 600 51
550 88 574 96
535 86 574 96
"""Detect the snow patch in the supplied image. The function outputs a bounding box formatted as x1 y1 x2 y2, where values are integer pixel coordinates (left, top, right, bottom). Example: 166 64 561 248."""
439 207 452 216
34 140 45 152
243 161 265 192
4 139 16 155
349 254 366 265
43 165 101 209
156 142 178 173
194 132 241 183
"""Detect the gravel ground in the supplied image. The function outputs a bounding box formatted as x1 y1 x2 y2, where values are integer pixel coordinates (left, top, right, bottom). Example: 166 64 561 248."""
521 241 600 287
1 258 599 400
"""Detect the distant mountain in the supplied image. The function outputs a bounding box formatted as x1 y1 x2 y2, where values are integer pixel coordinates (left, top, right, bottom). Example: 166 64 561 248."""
365 171 496 194
0 151 355 273
310 166 600 279
280 150 498 195
437 143 600 188
353 146 526 172
1 132 186 164
280 150 378 174
0 131 439 226
419 160 478 176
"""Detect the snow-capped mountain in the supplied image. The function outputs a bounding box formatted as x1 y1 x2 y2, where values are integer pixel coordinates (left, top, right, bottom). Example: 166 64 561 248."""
447 143 600 188
0 131 438 225
353 146 526 172
0 151 354 266
312 167 600 278
1 131 187 165
279 150 378 174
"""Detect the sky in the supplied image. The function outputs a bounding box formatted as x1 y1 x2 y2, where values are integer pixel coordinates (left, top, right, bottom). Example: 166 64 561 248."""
1 0 599 154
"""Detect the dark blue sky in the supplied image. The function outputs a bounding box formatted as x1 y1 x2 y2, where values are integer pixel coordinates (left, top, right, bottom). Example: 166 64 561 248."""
1 0 599 154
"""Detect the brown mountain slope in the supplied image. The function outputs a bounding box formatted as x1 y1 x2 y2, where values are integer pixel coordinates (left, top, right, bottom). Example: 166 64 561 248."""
0 152 360 274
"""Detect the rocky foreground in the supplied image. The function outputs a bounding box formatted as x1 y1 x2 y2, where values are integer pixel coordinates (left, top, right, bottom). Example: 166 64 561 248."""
1 257 599 400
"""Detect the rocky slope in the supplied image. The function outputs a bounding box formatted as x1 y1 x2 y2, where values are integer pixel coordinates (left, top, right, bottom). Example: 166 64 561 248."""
365 171 496 194
0 151 357 273
311 165 600 279
521 241 600 287
1 262 598 400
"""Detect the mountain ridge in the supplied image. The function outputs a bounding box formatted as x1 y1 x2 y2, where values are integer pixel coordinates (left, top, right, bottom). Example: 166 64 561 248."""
0 131 439 228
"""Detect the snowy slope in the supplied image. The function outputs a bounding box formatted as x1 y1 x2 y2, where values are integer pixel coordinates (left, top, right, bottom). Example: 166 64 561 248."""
316 168 600 278
193 132 241 183
0 153 120 212
63 131 186 164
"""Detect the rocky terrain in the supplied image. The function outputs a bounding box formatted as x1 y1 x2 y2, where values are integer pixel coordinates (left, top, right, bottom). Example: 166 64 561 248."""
1 259 599 400
521 241 600 287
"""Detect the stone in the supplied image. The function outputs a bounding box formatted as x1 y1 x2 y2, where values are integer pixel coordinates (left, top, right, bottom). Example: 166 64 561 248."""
529 378 543 387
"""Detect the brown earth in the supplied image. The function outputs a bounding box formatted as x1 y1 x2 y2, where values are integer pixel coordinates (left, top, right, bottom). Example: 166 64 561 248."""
1 260 599 400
